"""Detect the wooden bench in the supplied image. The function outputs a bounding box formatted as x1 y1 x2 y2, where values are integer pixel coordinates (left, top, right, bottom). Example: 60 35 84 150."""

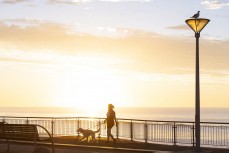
0 123 54 153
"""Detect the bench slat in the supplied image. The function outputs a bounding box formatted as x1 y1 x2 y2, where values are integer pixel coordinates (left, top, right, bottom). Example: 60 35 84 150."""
0 123 54 153
0 124 39 141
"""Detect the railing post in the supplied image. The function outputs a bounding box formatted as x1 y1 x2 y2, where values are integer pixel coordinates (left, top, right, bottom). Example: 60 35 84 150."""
26 117 29 124
173 122 177 146
77 118 80 140
144 121 148 143
98 119 101 142
192 123 195 147
51 118 54 153
34 125 37 149
7 138 9 151
116 119 119 139
130 120 133 141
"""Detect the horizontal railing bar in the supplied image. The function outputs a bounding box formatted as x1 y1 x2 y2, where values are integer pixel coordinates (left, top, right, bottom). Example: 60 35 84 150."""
2 116 229 125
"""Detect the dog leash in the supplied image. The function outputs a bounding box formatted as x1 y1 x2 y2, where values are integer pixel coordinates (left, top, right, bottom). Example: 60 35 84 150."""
86 120 106 130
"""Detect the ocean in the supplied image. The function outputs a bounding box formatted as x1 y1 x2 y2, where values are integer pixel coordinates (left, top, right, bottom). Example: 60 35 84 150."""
1 107 229 123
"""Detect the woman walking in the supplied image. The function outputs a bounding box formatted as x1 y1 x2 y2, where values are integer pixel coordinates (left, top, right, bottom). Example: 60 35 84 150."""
105 104 117 144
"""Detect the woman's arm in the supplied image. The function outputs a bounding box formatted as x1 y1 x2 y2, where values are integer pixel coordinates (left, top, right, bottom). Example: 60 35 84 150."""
114 112 118 126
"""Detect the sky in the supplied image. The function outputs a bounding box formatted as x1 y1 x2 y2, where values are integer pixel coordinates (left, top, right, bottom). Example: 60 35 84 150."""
0 0 229 109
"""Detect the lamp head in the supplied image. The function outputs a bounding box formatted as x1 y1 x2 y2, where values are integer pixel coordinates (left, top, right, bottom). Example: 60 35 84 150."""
185 18 210 33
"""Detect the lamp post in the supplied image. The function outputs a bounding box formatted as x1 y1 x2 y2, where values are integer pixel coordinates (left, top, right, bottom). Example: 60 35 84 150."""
185 18 210 152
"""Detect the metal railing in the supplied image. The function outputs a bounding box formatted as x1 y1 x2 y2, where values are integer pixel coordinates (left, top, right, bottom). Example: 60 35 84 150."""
1 116 229 148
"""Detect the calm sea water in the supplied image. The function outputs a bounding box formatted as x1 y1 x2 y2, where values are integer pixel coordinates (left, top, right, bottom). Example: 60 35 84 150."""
0 107 229 122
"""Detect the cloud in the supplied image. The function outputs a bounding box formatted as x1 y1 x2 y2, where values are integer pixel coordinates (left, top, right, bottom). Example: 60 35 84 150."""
0 19 72 44
100 0 152 2
48 0 91 5
0 18 42 28
0 57 53 65
201 0 229 9
48 0 152 5
0 47 58 65
0 19 229 77
167 25 190 31
1 0 153 7
1 0 28 4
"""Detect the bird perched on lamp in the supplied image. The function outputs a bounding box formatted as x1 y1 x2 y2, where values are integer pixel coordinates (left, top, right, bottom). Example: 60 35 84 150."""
191 11 200 18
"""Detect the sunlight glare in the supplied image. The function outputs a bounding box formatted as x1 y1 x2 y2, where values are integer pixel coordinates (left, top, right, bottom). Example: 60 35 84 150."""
53 55 127 116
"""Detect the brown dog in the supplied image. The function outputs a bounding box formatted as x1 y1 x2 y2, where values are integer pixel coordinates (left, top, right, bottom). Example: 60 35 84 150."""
77 128 100 143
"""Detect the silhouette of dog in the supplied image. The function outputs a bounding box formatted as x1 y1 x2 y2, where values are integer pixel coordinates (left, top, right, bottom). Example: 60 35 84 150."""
76 128 100 143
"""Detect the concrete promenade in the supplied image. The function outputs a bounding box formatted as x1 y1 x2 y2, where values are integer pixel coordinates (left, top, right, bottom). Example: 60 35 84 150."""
0 143 185 153
0 143 220 153
0 137 228 153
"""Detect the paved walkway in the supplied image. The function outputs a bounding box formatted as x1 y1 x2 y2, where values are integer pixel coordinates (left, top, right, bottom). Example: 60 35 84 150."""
0 143 158 153
0 143 213 153
0 137 226 153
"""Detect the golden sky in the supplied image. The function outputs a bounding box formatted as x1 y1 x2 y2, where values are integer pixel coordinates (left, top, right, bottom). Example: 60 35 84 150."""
1 21 229 108
0 0 229 108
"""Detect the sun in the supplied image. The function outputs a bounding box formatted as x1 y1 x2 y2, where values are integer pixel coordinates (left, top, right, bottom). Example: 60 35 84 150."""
53 57 127 116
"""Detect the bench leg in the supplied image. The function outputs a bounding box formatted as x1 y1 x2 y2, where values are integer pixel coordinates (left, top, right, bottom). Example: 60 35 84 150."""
6 139 9 151
52 140 54 153
52 145 54 153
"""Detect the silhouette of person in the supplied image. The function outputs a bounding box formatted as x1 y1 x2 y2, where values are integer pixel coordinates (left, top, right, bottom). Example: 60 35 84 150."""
104 103 117 144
